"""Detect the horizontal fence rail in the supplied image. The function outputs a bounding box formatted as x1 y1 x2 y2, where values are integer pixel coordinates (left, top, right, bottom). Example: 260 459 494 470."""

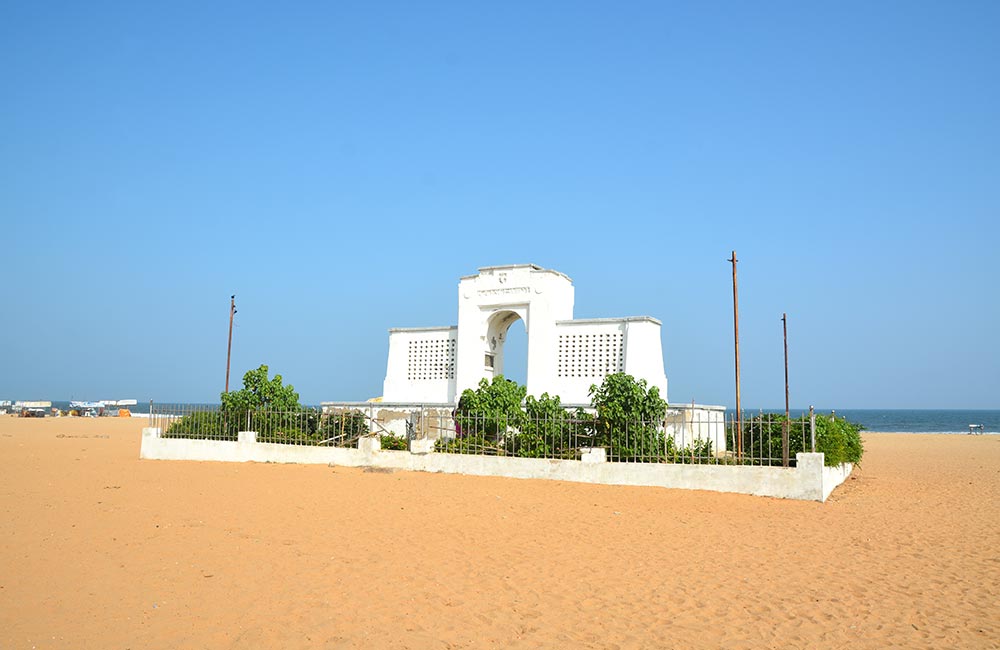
149 403 818 467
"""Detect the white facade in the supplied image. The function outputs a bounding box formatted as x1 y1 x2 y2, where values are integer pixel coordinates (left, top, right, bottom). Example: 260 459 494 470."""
381 327 457 404
382 264 668 404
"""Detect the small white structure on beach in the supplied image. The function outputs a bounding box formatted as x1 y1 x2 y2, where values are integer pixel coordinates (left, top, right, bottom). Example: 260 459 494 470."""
381 264 668 404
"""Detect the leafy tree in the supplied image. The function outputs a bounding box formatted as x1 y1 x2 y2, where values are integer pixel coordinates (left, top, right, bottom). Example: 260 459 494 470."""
455 375 526 444
164 365 383 448
589 373 669 462
221 364 301 414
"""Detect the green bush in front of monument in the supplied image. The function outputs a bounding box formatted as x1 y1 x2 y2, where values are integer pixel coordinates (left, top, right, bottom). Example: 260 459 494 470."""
516 392 580 459
588 372 671 462
453 375 526 447
449 372 674 461
451 378 585 458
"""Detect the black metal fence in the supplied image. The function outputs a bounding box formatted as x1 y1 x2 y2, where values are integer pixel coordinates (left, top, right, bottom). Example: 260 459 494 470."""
149 403 818 467
151 403 375 448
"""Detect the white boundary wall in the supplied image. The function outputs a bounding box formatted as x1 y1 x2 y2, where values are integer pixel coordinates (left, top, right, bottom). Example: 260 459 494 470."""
140 429 852 502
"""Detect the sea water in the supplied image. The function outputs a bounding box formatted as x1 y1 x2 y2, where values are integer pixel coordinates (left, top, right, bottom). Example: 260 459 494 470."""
729 409 1000 434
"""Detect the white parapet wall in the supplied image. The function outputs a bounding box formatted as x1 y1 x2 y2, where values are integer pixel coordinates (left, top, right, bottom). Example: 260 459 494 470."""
140 428 853 502
821 461 854 501
549 317 668 404
382 327 457 403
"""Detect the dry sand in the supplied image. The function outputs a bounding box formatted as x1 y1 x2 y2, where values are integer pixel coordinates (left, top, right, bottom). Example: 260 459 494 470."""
0 416 997 649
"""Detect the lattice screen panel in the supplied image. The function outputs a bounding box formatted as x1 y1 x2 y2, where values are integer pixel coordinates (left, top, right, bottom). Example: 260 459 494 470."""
407 338 457 381
557 332 624 378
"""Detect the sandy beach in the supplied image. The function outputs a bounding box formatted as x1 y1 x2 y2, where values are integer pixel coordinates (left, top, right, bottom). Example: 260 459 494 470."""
0 416 997 649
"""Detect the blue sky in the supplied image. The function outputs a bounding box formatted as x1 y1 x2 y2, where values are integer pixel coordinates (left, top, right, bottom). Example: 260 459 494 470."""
1 1 997 408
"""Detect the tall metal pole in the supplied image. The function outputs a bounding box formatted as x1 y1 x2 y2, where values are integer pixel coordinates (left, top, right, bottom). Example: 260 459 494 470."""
782 312 790 467
728 251 742 458
225 295 236 393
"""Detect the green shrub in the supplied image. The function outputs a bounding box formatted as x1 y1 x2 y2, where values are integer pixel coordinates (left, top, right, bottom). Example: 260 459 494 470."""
435 434 502 455
163 410 238 440
251 409 316 442
248 408 373 447
446 374 673 461
815 415 864 466
515 393 578 458
378 434 409 451
455 376 526 443
727 413 863 466
589 373 669 462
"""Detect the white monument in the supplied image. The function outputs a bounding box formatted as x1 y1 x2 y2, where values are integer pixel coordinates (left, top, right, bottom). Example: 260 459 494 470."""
381 264 668 404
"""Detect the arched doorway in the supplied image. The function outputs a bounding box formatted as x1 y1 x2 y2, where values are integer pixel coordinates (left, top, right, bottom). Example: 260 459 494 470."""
502 318 527 385
484 309 527 384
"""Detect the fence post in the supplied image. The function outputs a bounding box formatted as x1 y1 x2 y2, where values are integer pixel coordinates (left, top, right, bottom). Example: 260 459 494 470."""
407 411 418 441
782 418 789 467
809 405 816 452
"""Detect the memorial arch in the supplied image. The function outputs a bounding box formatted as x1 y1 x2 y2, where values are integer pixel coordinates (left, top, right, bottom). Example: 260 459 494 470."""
381 264 668 404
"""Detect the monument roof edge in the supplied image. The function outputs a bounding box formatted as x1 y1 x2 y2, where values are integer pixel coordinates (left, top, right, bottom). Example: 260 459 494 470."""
556 316 663 326
388 325 457 333
459 264 573 284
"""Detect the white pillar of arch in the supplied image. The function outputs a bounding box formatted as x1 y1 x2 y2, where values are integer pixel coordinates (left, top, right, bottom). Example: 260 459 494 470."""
455 265 575 398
